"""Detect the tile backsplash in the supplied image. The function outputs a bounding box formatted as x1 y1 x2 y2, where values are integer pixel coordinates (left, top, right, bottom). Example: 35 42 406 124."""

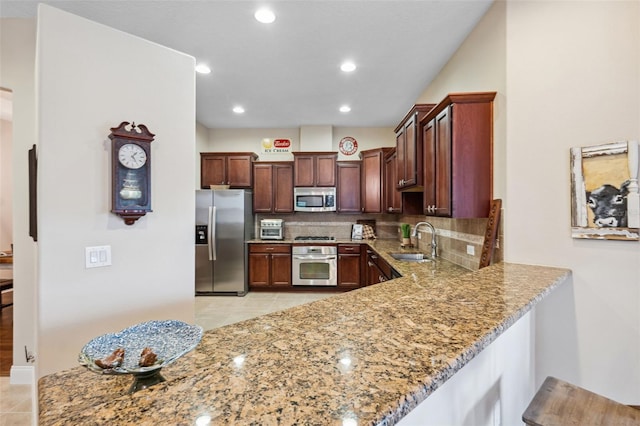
399 214 503 270
256 211 503 271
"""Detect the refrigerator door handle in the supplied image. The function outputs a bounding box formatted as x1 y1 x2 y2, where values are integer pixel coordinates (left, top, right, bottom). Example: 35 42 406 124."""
208 206 217 261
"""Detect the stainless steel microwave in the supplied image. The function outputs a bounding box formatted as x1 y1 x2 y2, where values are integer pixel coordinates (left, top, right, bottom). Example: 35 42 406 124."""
294 187 336 212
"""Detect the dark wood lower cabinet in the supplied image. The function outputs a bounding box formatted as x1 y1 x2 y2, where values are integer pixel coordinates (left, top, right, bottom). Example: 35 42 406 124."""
366 249 393 286
337 244 363 289
248 244 395 291
248 244 291 289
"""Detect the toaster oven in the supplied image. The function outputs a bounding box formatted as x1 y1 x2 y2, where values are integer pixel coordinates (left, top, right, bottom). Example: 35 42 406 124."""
260 219 284 240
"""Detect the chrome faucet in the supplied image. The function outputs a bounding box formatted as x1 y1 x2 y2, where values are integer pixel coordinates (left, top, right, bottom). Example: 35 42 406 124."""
412 221 437 259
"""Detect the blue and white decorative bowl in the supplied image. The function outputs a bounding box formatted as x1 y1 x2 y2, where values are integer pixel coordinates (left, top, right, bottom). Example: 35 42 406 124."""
78 320 203 392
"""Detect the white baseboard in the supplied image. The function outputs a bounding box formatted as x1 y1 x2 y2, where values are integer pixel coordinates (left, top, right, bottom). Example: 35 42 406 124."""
10 365 35 385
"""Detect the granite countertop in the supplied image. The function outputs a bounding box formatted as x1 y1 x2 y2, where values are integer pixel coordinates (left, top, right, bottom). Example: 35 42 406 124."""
39 240 571 425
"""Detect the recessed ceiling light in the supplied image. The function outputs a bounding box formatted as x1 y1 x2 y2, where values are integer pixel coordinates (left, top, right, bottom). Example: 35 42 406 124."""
254 8 276 24
195 64 211 74
340 61 356 73
339 105 351 113
233 106 245 114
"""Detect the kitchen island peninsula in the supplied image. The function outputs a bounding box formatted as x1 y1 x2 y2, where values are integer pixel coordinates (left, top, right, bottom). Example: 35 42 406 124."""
39 241 570 425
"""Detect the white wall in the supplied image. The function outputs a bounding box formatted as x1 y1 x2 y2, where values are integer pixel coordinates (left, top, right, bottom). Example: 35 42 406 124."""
36 5 196 376
0 117 12 250
0 18 38 381
195 121 209 188
416 1 506 202
505 0 640 403
415 0 640 408
398 312 534 426
206 126 394 163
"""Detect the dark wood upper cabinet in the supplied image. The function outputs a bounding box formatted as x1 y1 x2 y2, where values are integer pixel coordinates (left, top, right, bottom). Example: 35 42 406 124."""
336 161 361 213
200 152 258 189
421 92 496 218
394 104 435 190
293 152 337 187
360 147 392 213
384 148 402 214
252 162 294 213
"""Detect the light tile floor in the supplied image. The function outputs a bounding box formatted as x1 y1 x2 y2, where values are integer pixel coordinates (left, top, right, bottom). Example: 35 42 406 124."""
0 291 334 425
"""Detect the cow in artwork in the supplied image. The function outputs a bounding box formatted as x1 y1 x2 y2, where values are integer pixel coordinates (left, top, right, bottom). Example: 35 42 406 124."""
586 180 630 227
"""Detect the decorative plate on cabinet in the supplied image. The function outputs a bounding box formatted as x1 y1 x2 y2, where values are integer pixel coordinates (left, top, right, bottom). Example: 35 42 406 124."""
339 136 358 156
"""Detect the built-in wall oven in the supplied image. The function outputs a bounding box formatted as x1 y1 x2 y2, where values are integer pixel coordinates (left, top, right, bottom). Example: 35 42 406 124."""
292 245 337 286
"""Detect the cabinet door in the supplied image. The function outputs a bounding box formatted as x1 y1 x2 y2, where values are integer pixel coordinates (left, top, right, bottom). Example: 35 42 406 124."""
423 118 437 215
273 163 294 213
248 253 270 287
271 253 292 286
338 254 361 288
366 255 383 286
361 150 384 213
315 154 337 187
384 150 402 213
395 129 406 190
435 106 452 217
294 155 315 187
338 245 362 288
253 163 274 213
201 155 226 188
403 113 419 187
337 162 361 213
227 155 253 188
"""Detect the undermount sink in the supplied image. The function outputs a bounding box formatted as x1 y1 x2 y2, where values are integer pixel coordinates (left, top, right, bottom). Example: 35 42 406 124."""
389 252 432 263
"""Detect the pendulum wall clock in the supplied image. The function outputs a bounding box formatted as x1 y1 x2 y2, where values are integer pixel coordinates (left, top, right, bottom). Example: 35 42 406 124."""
109 121 155 225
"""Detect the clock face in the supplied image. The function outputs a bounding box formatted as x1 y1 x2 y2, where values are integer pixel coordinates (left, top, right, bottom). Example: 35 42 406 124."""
118 143 147 169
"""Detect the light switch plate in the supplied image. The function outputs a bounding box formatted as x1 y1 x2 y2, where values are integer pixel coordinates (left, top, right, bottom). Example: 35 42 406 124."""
466 245 475 256
85 245 112 268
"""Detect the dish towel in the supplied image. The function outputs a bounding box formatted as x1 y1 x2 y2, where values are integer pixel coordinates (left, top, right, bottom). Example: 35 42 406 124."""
362 224 377 239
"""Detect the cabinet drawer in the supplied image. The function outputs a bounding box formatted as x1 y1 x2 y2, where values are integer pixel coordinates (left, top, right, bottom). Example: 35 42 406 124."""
249 244 291 254
338 244 362 254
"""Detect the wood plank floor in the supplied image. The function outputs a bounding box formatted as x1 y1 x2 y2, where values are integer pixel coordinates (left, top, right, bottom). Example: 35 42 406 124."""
0 290 13 377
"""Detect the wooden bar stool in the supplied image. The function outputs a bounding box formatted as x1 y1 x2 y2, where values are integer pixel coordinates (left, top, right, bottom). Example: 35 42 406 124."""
523 376 640 425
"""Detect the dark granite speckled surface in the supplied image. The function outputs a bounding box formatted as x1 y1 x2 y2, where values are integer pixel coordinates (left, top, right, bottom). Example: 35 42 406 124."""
38 240 571 425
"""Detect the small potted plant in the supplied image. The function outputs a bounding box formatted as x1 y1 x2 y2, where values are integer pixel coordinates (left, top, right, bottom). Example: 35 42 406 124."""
400 223 412 247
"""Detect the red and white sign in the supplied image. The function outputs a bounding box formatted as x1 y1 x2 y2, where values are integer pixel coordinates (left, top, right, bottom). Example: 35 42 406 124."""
261 138 291 154
339 136 358 156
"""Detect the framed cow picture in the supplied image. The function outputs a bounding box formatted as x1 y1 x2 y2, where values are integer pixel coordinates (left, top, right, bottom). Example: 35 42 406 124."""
570 141 639 241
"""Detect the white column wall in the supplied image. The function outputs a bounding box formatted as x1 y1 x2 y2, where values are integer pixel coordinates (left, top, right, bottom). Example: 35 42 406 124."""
505 0 640 402
36 5 196 376
414 0 640 410
0 18 38 382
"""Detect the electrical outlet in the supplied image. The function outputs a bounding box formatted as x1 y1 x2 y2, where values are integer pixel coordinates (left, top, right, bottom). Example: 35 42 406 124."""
466 245 475 255
418 233 421 240
496 238 500 249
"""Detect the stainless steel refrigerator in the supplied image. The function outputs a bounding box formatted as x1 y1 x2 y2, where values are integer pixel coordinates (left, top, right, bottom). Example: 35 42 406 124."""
195 189 253 296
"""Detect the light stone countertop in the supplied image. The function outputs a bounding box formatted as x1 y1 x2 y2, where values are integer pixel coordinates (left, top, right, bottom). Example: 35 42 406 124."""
38 239 571 425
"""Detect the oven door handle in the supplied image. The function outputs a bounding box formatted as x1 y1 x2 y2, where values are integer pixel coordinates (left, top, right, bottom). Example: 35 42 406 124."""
293 255 337 260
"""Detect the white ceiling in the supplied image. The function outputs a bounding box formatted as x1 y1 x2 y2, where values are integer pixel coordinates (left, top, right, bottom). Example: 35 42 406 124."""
1 0 493 129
